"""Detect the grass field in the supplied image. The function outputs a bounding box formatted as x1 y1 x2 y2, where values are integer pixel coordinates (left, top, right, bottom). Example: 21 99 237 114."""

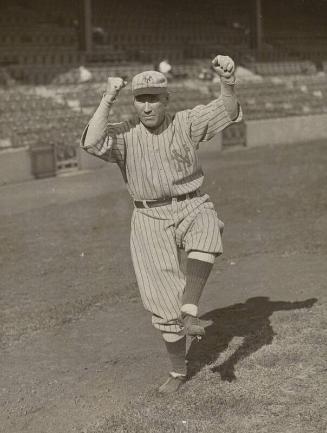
86 296 326 433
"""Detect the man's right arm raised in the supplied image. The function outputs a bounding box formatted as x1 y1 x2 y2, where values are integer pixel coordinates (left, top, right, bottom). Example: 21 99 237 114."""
80 77 127 162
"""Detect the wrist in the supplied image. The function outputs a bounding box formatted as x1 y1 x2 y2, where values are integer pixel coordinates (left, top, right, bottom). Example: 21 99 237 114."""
102 92 118 103
220 75 236 86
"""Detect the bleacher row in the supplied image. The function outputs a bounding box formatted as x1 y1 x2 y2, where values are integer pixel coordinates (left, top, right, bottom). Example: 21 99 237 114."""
1 72 327 156
0 29 77 47
240 77 327 119
104 27 246 47
0 0 77 26
5 66 79 85
250 61 317 76
0 88 89 151
0 6 42 26
264 25 327 63
91 0 249 63
1 50 84 67
0 3 80 74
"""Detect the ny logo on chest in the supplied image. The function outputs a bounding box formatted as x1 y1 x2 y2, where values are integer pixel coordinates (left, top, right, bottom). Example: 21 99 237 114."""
171 141 192 173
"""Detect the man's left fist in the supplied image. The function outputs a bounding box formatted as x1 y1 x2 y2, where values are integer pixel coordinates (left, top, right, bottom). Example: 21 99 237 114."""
212 55 235 79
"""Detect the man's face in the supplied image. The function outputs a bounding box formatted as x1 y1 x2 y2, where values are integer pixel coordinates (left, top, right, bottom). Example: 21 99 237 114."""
133 93 169 129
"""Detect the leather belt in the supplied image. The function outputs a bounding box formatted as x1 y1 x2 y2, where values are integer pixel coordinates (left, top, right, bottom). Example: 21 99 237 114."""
134 190 200 209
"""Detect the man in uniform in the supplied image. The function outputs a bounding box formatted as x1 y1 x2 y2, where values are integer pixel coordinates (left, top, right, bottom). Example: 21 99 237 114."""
81 54 242 393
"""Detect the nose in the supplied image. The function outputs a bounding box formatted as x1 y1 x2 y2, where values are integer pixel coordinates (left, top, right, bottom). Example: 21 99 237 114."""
144 102 151 113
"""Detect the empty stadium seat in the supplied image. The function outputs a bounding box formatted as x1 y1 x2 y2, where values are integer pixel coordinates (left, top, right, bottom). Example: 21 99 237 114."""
251 61 317 76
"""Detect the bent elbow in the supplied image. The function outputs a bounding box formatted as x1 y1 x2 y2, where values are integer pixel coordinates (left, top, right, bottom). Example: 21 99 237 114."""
80 125 105 150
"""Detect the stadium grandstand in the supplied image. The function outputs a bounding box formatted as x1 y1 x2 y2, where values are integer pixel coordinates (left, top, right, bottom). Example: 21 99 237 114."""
1 0 327 181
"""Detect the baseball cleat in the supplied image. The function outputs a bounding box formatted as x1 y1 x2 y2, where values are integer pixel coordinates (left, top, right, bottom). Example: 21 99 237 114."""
181 314 206 337
158 374 186 394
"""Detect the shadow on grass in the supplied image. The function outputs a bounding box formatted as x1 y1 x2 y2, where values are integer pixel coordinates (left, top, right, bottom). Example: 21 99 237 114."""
187 296 317 381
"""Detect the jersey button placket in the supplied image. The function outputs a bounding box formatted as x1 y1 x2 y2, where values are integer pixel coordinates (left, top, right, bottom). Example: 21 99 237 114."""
154 137 169 196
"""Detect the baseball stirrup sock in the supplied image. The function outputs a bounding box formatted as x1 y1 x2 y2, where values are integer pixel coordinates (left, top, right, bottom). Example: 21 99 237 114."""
164 336 187 376
182 258 213 313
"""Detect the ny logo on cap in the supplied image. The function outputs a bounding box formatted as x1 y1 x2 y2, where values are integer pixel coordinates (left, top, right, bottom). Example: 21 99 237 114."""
143 75 153 85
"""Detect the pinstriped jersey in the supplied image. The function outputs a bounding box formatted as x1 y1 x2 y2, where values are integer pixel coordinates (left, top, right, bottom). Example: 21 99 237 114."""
81 97 242 200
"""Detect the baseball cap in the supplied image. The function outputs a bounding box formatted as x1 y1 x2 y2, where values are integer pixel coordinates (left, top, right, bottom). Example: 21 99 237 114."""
132 70 168 96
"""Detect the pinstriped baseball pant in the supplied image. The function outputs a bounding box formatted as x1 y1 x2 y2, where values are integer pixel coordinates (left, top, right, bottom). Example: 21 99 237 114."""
130 193 223 334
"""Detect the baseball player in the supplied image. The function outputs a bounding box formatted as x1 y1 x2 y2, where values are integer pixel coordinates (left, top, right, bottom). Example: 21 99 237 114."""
81 54 242 394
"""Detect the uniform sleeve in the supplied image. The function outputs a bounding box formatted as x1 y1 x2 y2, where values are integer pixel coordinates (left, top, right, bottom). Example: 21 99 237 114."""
80 121 129 163
187 97 243 145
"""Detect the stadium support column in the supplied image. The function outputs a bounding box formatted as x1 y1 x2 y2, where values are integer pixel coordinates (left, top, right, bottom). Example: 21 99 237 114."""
78 0 93 54
250 0 263 51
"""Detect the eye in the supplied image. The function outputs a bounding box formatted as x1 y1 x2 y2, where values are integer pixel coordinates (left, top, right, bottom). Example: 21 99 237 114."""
135 94 160 103
135 96 146 103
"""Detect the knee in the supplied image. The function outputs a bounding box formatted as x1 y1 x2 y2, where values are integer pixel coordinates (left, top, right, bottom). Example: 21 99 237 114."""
187 251 216 263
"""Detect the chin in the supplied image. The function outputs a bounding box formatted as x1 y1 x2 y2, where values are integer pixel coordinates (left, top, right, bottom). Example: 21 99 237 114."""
142 119 160 129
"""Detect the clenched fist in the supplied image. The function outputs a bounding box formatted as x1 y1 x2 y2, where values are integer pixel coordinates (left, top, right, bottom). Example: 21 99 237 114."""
105 77 127 97
211 55 235 80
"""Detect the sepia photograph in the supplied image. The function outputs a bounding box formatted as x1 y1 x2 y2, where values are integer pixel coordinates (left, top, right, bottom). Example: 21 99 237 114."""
0 1 326 432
